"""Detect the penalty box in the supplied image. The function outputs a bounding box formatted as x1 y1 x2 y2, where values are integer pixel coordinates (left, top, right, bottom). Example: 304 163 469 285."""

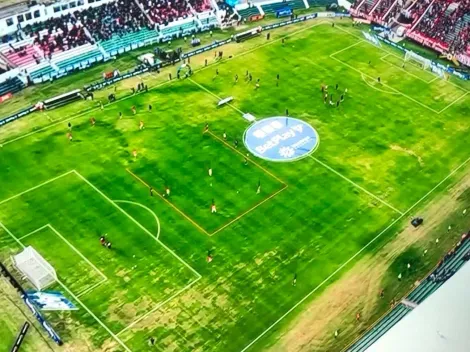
331 40 468 113
0 170 198 333
128 130 287 236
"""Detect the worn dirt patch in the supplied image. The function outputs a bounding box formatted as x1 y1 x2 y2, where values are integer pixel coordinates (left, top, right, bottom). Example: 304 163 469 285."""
268 170 470 352
390 144 424 166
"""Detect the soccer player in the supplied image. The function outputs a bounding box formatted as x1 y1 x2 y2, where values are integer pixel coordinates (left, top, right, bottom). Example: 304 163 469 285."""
100 236 106 246
208 167 212 176
377 76 381 83
132 149 138 159
67 122 72 131
165 186 170 197
139 120 144 130
340 94 344 102
257 180 261 194
282 38 285 45
336 100 340 107
249 74 252 82
292 273 297 286
246 70 249 77
335 83 339 90
223 130 227 140
67 132 73 141
285 108 289 116
90 117 96 126
323 93 328 104
206 250 213 263
216 68 219 76
204 122 209 132
148 104 152 112
119 111 123 119
234 139 239 148
168 73 172 80
148 337 156 346
211 200 217 213
106 241 112 249
244 157 248 166
131 106 136 115
235 74 238 83
149 187 154 197
255 82 260 90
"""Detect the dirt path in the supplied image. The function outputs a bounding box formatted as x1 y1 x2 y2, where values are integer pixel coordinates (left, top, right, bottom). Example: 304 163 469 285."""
268 171 470 352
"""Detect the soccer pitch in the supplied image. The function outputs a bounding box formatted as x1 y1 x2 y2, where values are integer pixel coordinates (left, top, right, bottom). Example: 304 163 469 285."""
0 20 469 352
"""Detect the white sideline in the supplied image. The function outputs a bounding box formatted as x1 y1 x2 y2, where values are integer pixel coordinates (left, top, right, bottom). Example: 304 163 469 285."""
310 156 404 215
0 220 132 352
0 170 203 351
241 154 470 351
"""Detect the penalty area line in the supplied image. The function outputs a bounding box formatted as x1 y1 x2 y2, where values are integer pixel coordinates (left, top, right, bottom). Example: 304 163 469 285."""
0 220 132 352
241 153 470 352
310 156 404 215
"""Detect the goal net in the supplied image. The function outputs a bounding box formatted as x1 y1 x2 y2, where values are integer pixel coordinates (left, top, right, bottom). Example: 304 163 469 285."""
13 246 57 290
404 50 431 70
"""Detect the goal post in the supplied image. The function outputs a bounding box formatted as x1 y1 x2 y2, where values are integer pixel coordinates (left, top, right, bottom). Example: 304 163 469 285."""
404 50 431 70
13 246 57 290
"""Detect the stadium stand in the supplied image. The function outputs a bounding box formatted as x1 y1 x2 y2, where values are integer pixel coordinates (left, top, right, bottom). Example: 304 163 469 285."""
261 0 307 14
100 27 159 55
0 76 25 96
237 5 261 20
307 0 338 8
53 44 103 72
351 0 470 65
28 63 56 82
347 232 470 352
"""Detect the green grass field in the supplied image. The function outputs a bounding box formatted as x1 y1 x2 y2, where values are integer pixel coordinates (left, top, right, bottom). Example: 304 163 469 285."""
0 19 469 352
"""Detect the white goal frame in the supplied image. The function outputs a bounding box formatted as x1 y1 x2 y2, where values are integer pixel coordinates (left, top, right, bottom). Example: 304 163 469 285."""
12 246 57 290
404 50 431 70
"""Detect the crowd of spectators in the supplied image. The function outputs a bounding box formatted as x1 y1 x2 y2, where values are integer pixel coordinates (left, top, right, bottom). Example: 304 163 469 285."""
138 0 192 26
414 0 470 52
81 0 151 41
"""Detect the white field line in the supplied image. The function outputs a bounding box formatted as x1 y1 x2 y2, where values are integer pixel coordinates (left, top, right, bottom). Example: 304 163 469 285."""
17 223 108 284
73 171 201 279
18 224 50 240
0 220 132 352
116 277 201 336
48 224 107 280
114 200 161 240
379 55 434 84
330 54 440 113
187 78 246 115
0 171 202 349
76 277 107 298
0 78 174 147
330 23 469 93
0 170 74 206
329 40 365 57
0 21 329 149
360 73 400 95
241 153 470 352
438 91 469 114
310 156 404 215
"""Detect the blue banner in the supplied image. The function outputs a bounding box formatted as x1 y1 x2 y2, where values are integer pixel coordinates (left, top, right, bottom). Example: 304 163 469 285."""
26 290 77 311
23 295 63 345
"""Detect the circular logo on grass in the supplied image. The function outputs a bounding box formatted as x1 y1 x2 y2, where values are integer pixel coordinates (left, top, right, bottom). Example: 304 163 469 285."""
244 117 319 162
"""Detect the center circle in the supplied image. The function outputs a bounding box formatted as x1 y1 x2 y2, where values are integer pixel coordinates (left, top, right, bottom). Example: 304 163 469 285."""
243 116 319 162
